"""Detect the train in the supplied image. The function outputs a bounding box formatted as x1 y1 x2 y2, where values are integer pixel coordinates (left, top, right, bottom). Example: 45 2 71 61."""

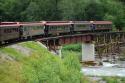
0 21 112 44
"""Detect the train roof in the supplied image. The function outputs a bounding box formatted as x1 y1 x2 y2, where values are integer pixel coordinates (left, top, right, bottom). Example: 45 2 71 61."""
46 23 72 26
0 24 20 27
19 22 45 26
73 21 91 24
91 21 112 24
0 21 113 27
20 21 42 24
0 22 19 25
73 21 112 24
45 21 70 23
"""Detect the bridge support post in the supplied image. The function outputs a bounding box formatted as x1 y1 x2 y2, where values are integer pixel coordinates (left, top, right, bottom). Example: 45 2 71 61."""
55 46 62 58
82 43 95 62
50 46 62 58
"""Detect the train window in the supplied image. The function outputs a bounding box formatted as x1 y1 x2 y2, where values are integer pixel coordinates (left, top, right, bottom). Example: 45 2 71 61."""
52 26 54 30
33 26 36 30
48 26 50 30
4 28 10 33
32 26 35 30
33 27 35 30
106 25 108 28
99 25 103 28
59 26 62 30
109 25 111 28
24 26 28 31
57 26 60 30
4 29 6 33
50 26 54 30
48 26 51 30
35 26 39 30
51 26 53 30
96 25 98 28
28 26 32 30
38 26 41 29
55 26 57 30
108 25 109 28
107 25 109 28
99 25 102 28
64 26 67 30
104 25 107 28
37 26 39 29
77 25 86 28
16 28 19 32
36 26 39 29
99 25 104 28
105 25 107 28
4 27 19 33
12 28 16 32
34 26 37 30
104 25 106 28
101 25 104 28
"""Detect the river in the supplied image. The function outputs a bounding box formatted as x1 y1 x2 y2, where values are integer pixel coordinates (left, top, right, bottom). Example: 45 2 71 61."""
81 61 125 77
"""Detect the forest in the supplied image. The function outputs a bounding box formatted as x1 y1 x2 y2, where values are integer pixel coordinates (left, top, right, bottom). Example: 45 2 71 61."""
0 0 125 28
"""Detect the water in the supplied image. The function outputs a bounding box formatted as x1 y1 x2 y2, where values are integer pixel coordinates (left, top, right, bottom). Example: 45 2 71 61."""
81 62 125 77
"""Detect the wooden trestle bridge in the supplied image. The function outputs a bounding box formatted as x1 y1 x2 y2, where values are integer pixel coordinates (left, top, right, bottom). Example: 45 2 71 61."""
37 31 125 61
1 21 125 62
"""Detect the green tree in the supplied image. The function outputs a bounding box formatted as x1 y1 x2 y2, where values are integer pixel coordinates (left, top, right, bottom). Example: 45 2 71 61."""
21 2 40 21
84 0 105 20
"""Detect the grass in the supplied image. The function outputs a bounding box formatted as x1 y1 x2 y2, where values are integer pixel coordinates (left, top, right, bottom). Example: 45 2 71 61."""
62 44 81 52
102 77 125 83
62 44 82 60
0 47 25 61
2 42 124 83
0 41 86 83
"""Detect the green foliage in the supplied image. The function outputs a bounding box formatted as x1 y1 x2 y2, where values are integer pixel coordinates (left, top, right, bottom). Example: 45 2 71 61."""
0 41 82 83
62 44 82 60
102 77 125 83
63 44 81 52
0 58 22 83
1 0 125 29
22 1 40 21
63 51 81 70
84 0 105 20
0 47 25 61
21 42 82 83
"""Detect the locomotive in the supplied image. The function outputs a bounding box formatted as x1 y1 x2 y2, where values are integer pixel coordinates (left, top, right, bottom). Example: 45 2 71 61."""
0 21 112 44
